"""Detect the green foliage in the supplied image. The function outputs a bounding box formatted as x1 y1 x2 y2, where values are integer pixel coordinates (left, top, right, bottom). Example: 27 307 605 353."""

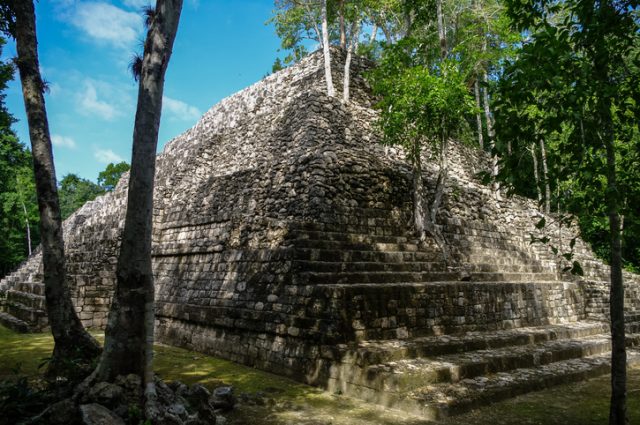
97 161 130 192
58 174 105 220
495 0 640 270
369 39 476 162
0 37 39 278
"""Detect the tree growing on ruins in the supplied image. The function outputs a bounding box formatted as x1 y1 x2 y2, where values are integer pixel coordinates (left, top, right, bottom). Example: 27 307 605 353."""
0 0 101 375
370 45 474 260
93 0 183 414
495 0 639 422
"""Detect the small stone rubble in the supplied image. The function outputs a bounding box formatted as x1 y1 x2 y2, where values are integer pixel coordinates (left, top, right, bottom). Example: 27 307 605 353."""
32 376 234 425
1 47 640 417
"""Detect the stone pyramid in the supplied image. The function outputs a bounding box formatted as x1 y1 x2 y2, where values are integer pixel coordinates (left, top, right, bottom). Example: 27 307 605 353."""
2 49 640 418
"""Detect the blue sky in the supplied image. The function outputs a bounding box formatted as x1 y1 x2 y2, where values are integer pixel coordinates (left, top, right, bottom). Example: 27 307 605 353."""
2 0 287 182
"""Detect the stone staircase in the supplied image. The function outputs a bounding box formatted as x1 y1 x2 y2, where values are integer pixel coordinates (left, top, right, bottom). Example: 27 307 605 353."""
0 252 47 333
326 322 640 419
283 219 640 418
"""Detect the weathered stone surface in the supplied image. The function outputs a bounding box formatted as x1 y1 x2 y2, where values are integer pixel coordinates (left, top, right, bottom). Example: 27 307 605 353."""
211 386 236 411
80 403 125 425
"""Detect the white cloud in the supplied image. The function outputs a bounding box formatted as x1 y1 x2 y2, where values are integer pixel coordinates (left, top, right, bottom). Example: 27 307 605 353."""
78 80 119 120
122 0 150 8
69 2 142 49
51 134 77 149
47 82 62 97
94 148 124 164
163 96 201 121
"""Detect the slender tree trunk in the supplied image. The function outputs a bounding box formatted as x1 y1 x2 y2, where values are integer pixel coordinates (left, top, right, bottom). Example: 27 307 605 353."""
412 140 425 239
600 91 627 425
425 134 449 263
321 0 335 97
95 0 183 398
474 78 484 150
539 138 551 214
436 0 447 59
343 17 361 103
530 143 542 205
339 0 346 49
369 23 378 44
20 199 32 256
481 64 499 196
13 0 100 375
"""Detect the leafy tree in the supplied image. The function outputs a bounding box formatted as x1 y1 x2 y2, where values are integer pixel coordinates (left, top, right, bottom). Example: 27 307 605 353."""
1 0 101 375
0 37 39 278
58 174 105 220
370 41 475 260
0 137 39 277
92 1 183 419
97 161 130 192
496 1 639 422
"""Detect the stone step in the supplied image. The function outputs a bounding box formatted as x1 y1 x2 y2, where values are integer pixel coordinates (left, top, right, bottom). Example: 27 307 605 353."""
293 260 448 274
297 271 557 285
5 302 48 330
349 335 613 393
295 271 461 285
0 311 31 333
13 281 46 296
288 230 413 245
332 321 610 366
334 348 640 420
467 272 558 282
291 238 421 252
293 248 441 263
465 262 547 273
6 290 46 310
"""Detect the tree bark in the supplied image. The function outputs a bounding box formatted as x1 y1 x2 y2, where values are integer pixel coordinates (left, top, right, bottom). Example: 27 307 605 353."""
436 0 447 59
481 65 499 196
369 23 378 44
538 138 551 214
412 141 425 239
95 0 183 393
321 0 335 97
20 199 32 256
12 0 100 375
474 78 484 150
530 143 542 205
598 66 627 425
343 17 361 103
339 0 346 48
425 135 449 263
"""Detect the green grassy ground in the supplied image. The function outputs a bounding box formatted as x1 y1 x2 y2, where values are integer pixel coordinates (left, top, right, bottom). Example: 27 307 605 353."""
1 324 638 424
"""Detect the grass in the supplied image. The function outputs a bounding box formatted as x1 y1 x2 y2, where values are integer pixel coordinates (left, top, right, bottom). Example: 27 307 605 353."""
1 324 639 424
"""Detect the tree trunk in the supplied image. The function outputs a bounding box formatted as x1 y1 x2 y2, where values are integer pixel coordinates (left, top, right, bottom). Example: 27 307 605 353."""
20 199 32 256
12 0 100 376
474 78 484 150
95 0 183 395
343 17 361 103
600 86 627 425
436 0 447 59
481 65 499 196
339 0 346 49
530 143 542 205
538 138 551 214
425 134 449 263
412 141 425 239
321 0 335 97
369 23 378 44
